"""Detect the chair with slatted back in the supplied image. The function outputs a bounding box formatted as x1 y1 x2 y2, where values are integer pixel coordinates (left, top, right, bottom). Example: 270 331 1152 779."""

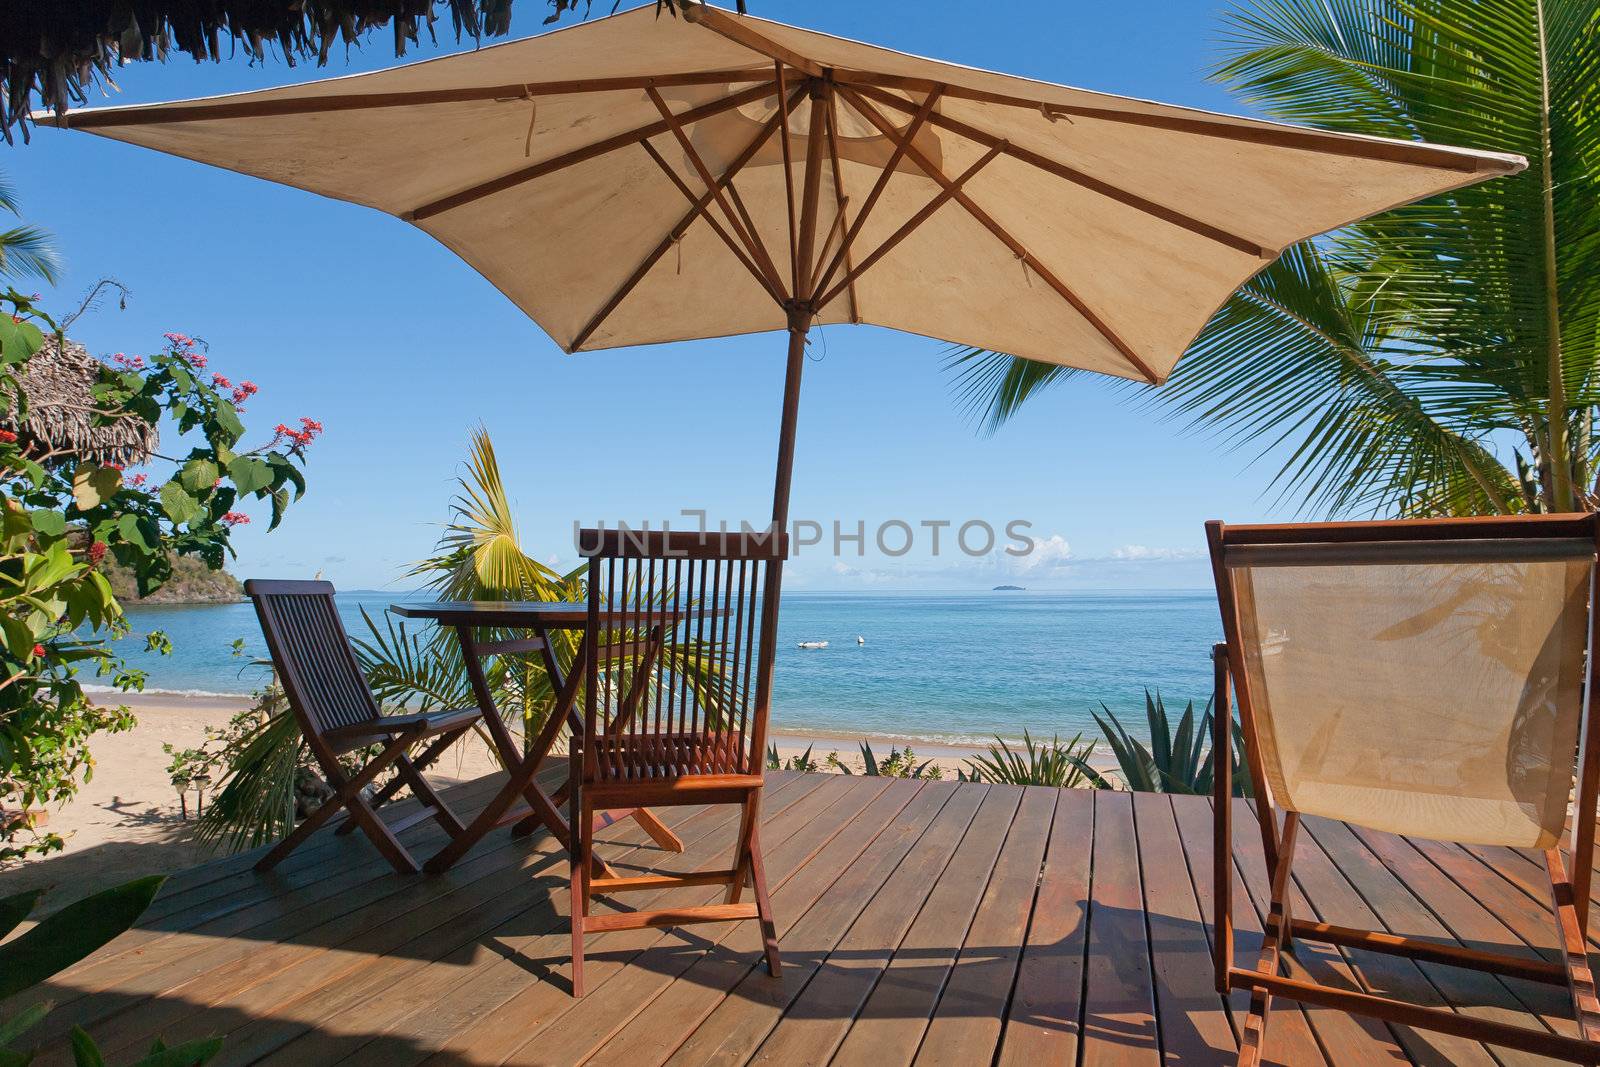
1207 514 1600 1065
563 527 786 997
246 579 484 875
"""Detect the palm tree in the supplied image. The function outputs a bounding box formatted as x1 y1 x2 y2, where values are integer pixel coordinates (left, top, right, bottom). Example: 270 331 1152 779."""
949 0 1600 517
0 173 58 283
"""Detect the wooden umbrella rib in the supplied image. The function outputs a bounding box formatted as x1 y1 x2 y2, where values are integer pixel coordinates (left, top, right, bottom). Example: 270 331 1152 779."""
810 86 942 305
774 62 799 296
407 81 777 222
833 70 1505 173
820 91 860 322
55 70 773 128
816 141 1004 311
637 139 784 308
682 7 826 79
851 82 1271 260
569 89 802 351
837 86 1160 384
645 85 790 303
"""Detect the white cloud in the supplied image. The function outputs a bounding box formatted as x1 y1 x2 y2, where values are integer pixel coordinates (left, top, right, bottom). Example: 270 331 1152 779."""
1008 533 1074 575
1107 544 1203 562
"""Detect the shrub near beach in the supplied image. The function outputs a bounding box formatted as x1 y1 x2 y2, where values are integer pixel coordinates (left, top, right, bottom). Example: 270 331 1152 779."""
0 299 319 862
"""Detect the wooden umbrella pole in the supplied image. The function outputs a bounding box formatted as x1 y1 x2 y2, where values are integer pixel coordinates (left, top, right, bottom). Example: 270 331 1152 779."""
770 76 830 532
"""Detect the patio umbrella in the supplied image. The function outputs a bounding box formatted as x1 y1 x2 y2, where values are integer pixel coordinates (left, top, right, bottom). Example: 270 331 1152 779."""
45 4 1523 532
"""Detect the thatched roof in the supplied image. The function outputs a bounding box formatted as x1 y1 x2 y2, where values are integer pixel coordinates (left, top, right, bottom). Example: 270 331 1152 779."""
0 1 735 141
3 336 158 467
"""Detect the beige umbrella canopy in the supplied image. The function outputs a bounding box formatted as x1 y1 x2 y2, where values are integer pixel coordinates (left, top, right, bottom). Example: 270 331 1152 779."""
46 3 1523 524
3 335 158 467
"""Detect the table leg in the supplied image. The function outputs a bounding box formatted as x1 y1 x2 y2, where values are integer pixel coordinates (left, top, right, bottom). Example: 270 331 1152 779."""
424 625 585 874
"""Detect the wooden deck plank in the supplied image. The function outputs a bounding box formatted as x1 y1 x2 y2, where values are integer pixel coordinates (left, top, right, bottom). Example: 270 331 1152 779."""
28 774 527 1049
306 772 826 1067
23 777 1592 1067
993 786 1093 1066
580 777 926 1066
1288 811 1498 1066
911 785 1056 1066
1304 816 1571 1063
826 784 1024 1067
1225 798 1401 1066
1079 790 1160 1066
1132 792 1236 1065
658 780 960 1066
424 774 884 1067
1347 825 1575 1030
64 808 681 1067
21 771 514 1024
1170 795 1329 1067
747 783 989 1067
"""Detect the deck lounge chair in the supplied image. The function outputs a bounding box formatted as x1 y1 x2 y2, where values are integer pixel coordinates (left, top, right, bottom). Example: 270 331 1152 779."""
1207 514 1600 1065
564 528 786 997
245 579 483 875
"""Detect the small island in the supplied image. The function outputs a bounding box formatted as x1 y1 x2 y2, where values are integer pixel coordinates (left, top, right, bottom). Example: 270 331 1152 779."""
103 553 244 604
992 584 1025 591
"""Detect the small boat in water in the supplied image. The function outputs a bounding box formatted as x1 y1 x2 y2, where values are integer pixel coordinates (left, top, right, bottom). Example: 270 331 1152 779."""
797 640 829 649
857 635 865 645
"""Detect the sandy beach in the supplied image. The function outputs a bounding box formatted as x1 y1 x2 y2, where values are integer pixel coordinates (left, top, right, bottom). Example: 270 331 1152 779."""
0 692 998 910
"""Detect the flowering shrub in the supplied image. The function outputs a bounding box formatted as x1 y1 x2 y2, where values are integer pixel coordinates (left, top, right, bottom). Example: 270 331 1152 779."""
0 290 319 861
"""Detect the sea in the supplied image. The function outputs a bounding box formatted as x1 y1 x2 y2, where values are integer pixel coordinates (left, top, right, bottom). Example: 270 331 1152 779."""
103 590 1220 747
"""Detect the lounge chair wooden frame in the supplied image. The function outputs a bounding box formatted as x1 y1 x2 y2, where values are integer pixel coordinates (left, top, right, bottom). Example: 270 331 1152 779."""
245 579 484 875
565 527 786 998
1207 514 1600 1065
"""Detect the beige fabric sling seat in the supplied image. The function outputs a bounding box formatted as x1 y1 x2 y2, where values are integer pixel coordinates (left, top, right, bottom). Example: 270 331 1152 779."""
1207 514 1600 1067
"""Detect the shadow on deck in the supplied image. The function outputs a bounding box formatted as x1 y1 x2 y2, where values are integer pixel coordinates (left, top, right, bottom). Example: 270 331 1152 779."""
12 768 1590 1066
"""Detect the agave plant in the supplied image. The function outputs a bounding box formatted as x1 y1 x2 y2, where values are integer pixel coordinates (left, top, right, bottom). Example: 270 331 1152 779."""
959 730 1100 788
1086 690 1253 796
766 743 819 773
827 741 940 779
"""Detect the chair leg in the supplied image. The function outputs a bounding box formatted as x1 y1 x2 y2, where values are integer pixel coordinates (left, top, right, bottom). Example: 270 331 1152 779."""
629 807 685 852
749 825 781 978
726 795 758 905
1237 811 1298 1066
1545 849 1600 1042
258 739 417 874
568 749 587 998
397 754 467 837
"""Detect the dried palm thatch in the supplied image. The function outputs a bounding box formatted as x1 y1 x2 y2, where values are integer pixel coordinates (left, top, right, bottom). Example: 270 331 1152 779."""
3 335 157 466
0 0 738 142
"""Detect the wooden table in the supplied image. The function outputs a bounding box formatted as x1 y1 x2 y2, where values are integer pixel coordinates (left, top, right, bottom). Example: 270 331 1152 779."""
390 601 685 873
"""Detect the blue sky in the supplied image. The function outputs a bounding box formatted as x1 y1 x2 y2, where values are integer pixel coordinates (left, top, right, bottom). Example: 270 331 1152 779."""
9 0 1296 592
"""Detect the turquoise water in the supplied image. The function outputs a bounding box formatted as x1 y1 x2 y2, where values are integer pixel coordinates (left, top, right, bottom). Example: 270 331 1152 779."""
108 591 1220 745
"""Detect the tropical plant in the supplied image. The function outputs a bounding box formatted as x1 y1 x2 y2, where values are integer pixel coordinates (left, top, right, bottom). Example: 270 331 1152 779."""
958 730 1100 787
0 876 222 1065
0 174 58 284
766 743 819 773
827 740 941 779
0 303 317 861
949 0 1600 519
1082 690 1253 796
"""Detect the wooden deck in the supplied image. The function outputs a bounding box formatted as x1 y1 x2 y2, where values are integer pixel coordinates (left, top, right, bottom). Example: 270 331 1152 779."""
16 767 1594 1066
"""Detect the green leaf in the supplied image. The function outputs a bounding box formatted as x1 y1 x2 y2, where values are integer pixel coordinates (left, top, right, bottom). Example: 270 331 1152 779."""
0 1000 50 1046
0 888 40 941
157 483 201 527
0 875 165 1000
266 454 306 501
26 511 64 538
225 457 271 496
70 467 121 511
267 488 289 532
116 514 153 552
126 1036 223 1067
0 318 43 366
69 1027 105 1067
177 459 218 495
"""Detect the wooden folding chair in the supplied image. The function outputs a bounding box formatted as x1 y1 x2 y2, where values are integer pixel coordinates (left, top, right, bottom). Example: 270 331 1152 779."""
564 527 787 997
246 579 484 875
1208 514 1600 1065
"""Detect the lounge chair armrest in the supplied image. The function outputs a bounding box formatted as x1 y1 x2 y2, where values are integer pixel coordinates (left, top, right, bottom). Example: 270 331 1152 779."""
323 707 483 744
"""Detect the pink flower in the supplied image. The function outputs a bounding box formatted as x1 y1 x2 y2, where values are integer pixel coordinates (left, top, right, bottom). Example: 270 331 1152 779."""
88 541 107 564
221 512 250 527
112 353 146 371
106 462 125 472
31 643 44 659
230 382 257 405
129 473 148 487
0 430 15 444
212 374 232 390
